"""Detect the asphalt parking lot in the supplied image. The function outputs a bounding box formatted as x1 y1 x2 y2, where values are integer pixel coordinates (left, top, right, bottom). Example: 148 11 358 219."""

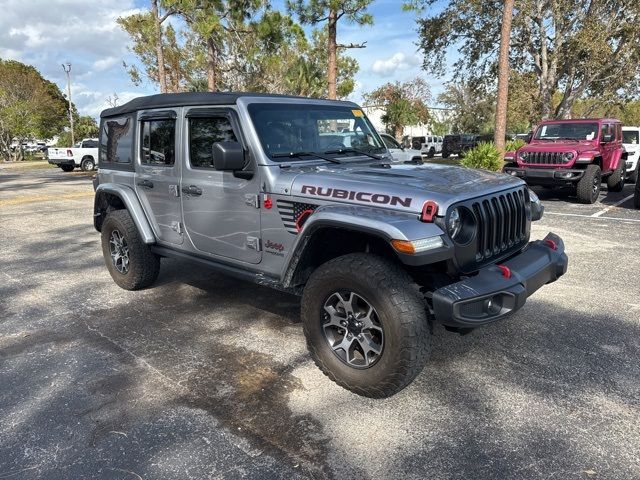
1 163 639 480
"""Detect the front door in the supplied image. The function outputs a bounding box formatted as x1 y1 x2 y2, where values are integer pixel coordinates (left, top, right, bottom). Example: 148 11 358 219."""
135 110 183 245
180 108 261 264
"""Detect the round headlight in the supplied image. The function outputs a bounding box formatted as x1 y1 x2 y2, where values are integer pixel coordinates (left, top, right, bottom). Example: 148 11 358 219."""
562 152 575 162
518 151 529 161
528 188 540 204
447 208 462 239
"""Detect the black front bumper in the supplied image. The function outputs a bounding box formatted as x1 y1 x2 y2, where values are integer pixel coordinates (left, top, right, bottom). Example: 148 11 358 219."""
432 233 568 328
504 166 584 185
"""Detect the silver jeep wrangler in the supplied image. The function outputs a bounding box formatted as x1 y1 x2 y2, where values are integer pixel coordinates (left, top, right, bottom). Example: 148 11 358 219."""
93 93 568 398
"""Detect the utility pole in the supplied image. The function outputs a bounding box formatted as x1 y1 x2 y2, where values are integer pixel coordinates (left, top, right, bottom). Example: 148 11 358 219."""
494 0 515 155
62 63 75 145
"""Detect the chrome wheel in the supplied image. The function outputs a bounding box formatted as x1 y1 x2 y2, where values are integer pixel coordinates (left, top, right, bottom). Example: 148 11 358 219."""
322 291 384 369
109 229 129 274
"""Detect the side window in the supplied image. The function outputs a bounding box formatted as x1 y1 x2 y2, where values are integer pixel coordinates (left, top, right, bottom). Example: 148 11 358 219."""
83 139 98 148
381 135 399 149
189 116 238 169
141 119 175 166
99 116 133 164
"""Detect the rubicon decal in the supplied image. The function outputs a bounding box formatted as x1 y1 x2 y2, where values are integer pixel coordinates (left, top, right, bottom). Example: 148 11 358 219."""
301 185 412 207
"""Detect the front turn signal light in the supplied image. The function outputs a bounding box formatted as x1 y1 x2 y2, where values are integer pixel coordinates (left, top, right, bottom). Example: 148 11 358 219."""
391 236 444 255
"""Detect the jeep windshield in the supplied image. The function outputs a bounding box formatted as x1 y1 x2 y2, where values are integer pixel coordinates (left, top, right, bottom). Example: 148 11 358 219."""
534 122 599 141
248 103 385 162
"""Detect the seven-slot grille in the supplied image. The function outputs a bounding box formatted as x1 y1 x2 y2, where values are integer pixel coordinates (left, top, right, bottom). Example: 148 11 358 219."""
472 188 528 262
277 200 318 234
522 151 568 165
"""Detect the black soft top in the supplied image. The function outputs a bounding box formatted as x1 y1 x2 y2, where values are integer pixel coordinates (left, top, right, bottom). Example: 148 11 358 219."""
100 92 357 118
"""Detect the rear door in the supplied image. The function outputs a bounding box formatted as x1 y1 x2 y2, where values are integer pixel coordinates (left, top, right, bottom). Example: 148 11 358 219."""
134 109 183 245
180 107 262 264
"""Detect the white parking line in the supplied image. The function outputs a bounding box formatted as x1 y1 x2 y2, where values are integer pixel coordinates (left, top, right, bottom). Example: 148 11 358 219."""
591 194 635 217
544 211 640 222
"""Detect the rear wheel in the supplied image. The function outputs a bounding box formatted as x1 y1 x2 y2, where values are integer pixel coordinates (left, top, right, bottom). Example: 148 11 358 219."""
301 253 431 398
101 210 160 290
576 164 601 204
606 161 625 192
442 151 450 159
60 165 75 172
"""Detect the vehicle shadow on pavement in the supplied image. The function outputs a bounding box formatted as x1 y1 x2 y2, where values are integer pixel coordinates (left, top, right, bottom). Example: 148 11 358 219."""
1 229 638 479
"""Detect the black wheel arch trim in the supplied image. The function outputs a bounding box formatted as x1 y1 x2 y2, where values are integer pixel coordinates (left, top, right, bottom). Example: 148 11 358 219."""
94 183 155 244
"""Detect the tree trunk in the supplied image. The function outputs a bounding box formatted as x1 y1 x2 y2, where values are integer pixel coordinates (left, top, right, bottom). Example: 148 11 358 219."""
151 0 167 93
394 125 403 142
494 0 515 154
327 9 337 100
207 36 217 92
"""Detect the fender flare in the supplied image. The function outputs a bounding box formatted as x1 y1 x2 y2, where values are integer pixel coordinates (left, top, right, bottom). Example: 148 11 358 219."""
609 149 625 171
94 183 155 244
280 203 450 286
611 149 629 171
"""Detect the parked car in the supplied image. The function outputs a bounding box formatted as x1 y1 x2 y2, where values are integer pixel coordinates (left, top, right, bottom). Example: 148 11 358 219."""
47 138 99 172
622 126 639 183
93 92 567 398
504 118 626 203
402 135 443 158
379 133 423 164
442 134 482 158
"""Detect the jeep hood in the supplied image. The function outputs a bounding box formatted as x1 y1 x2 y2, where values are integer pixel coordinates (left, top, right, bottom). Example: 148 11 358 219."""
283 162 525 214
521 140 598 154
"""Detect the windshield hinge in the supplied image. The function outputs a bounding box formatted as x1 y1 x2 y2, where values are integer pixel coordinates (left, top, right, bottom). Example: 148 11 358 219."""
245 194 260 208
246 236 261 251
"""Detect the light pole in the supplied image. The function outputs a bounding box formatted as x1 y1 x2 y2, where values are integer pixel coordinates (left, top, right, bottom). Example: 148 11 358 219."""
62 63 75 145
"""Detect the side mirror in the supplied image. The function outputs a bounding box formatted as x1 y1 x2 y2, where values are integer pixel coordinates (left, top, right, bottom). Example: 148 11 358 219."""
212 141 245 171
525 132 533 143
601 133 614 143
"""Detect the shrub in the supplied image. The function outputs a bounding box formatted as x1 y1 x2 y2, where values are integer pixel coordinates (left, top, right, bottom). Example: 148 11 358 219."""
505 138 525 152
460 142 503 171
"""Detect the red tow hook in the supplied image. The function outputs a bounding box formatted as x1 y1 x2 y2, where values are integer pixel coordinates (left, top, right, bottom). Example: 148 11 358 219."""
544 239 557 251
497 264 511 279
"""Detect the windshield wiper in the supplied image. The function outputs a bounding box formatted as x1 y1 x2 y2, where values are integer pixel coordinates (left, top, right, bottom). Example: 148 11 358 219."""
271 151 342 164
323 147 383 160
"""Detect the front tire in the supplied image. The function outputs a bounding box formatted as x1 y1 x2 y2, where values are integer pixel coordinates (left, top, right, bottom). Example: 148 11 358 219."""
81 157 95 172
301 253 431 398
442 151 450 159
607 161 625 192
576 164 601 204
101 210 160 290
427 147 435 158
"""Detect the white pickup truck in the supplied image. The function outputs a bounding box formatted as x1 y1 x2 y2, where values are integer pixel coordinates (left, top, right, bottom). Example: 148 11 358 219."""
48 138 99 172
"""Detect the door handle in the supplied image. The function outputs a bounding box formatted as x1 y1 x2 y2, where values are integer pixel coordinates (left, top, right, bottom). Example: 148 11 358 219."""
181 185 202 196
137 179 154 189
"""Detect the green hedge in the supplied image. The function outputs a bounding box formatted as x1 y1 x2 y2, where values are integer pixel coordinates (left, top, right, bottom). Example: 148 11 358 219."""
460 142 503 172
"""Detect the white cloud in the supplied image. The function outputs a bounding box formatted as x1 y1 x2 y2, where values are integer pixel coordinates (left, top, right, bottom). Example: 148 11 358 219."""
0 0 151 118
371 52 421 76
93 56 119 72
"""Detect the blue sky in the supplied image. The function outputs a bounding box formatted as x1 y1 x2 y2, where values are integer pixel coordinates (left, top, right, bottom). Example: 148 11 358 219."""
0 0 450 119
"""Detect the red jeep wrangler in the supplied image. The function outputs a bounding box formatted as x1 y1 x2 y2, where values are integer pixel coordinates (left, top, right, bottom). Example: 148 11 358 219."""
504 119 627 203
